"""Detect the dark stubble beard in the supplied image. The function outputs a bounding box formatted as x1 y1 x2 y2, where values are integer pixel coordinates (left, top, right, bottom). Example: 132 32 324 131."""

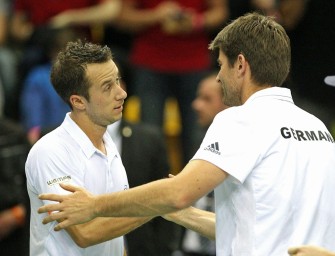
221 81 242 107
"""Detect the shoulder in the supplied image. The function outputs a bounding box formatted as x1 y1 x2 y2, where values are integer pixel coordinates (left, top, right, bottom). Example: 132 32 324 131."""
208 106 257 142
28 127 73 160
214 105 251 124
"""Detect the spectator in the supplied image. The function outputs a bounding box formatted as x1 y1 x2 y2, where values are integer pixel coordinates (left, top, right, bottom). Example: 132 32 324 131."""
116 0 229 165
192 72 229 129
0 117 30 256
10 0 121 44
0 0 19 119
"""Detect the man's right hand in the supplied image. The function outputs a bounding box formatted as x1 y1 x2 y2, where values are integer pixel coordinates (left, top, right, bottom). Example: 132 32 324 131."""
38 183 97 231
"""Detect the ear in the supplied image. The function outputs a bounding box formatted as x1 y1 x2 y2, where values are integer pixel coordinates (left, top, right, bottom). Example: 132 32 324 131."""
69 95 86 110
236 54 248 78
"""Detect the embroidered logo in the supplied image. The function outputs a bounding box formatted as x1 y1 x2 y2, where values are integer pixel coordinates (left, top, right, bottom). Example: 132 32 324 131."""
47 175 72 186
204 142 221 155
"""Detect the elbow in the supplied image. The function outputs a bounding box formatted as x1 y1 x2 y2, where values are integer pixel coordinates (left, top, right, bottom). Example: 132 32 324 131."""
73 236 91 248
171 193 194 211
69 229 94 248
167 183 198 211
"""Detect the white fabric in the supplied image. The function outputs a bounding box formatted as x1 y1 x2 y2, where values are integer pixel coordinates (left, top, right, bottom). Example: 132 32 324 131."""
26 113 129 256
192 87 335 256
324 75 335 87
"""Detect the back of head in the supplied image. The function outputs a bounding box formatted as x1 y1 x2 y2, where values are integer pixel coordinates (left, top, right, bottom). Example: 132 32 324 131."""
209 12 291 87
50 40 113 108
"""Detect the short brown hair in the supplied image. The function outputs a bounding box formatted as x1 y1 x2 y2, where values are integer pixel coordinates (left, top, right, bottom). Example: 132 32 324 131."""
51 40 113 108
209 12 290 87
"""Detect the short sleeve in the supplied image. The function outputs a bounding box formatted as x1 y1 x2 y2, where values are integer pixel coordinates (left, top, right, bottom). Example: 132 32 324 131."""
25 138 84 205
192 108 262 183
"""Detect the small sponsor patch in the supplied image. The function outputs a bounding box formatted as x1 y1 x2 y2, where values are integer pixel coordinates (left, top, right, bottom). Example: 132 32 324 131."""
47 175 72 186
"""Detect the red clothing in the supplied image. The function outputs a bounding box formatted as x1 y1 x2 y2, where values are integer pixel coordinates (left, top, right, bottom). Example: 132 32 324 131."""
130 0 211 73
13 0 100 25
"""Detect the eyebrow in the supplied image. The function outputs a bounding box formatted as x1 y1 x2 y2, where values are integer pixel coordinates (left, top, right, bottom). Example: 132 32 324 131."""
101 73 121 87
101 79 113 87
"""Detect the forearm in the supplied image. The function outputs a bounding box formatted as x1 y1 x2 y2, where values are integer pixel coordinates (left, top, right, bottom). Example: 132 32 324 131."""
38 160 226 231
164 207 215 240
94 161 223 218
66 216 152 248
116 4 161 31
203 0 229 30
288 245 335 256
95 178 187 218
51 0 121 27
116 1 182 32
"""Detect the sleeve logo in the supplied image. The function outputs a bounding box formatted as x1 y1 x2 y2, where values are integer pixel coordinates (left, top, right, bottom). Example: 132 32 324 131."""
47 175 72 186
204 142 221 155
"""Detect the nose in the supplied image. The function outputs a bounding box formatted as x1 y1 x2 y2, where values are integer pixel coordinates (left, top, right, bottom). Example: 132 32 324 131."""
192 98 201 112
216 74 221 83
116 86 127 101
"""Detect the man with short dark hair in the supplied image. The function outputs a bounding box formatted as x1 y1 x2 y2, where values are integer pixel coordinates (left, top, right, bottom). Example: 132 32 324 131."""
26 40 152 256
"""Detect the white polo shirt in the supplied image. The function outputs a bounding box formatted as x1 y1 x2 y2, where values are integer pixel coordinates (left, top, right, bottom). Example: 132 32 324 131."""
192 87 335 256
26 113 129 256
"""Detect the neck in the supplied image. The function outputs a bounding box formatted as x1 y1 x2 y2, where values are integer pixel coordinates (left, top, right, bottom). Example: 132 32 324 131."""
70 112 107 154
241 83 272 104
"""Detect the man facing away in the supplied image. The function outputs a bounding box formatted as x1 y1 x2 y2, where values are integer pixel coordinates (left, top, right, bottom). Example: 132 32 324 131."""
38 13 335 256
25 40 153 256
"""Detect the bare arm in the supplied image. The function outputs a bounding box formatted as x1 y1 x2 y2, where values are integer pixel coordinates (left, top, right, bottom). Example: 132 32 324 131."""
202 0 229 30
288 245 335 256
163 207 216 240
38 159 227 231
49 0 122 28
65 216 152 248
115 0 183 32
161 0 229 35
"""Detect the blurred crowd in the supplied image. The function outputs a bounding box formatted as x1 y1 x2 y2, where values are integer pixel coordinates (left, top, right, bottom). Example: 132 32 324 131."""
0 0 334 255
